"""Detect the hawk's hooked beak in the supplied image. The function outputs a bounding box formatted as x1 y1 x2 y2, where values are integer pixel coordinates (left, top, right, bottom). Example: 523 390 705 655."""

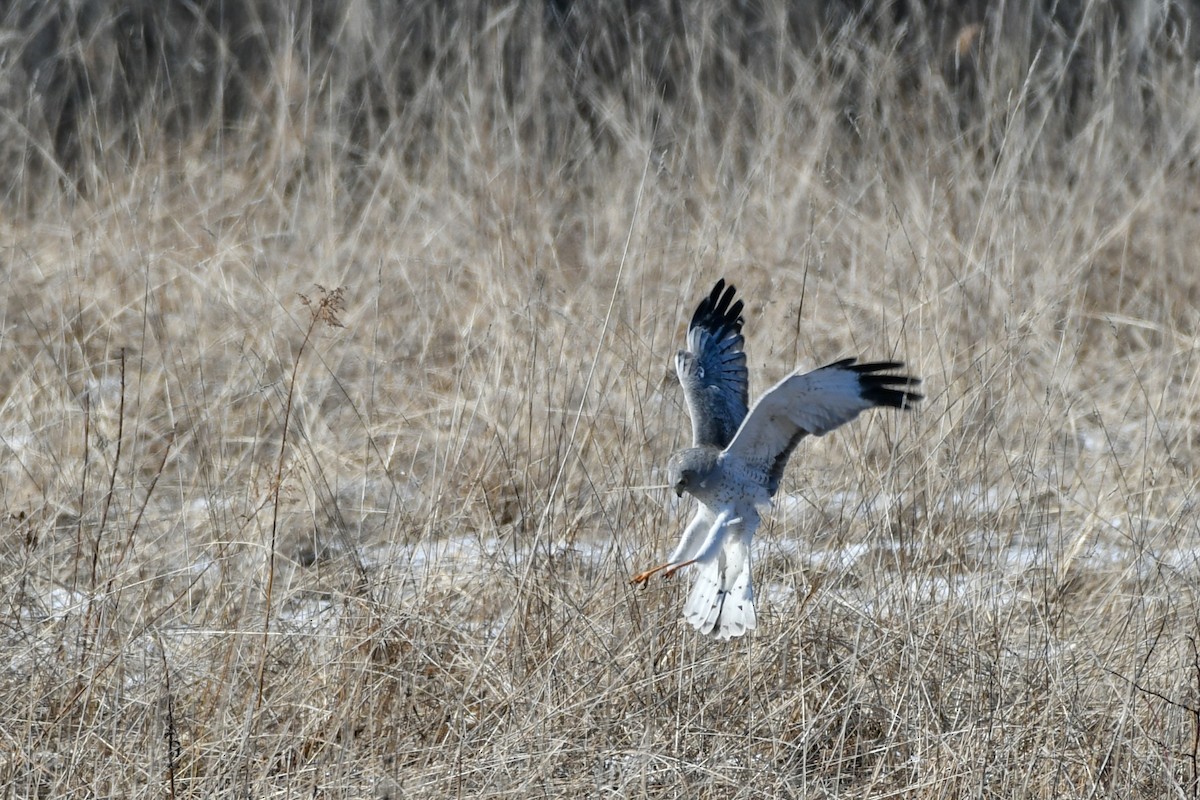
673 482 685 498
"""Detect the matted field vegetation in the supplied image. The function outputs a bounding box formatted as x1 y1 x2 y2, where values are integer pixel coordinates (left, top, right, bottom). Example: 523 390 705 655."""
4 1 1200 796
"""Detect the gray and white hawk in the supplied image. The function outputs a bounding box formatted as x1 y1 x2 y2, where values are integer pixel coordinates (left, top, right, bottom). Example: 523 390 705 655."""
631 279 921 639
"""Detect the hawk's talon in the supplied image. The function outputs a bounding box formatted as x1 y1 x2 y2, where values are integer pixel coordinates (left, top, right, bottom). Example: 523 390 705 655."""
630 564 670 586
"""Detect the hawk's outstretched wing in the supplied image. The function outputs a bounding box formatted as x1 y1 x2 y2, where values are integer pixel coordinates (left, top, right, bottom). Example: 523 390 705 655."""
726 359 922 496
676 280 749 449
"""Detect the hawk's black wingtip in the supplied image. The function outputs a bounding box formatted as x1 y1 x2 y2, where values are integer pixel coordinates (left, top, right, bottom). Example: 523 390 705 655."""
827 358 924 410
861 366 923 410
692 278 744 337
864 385 924 410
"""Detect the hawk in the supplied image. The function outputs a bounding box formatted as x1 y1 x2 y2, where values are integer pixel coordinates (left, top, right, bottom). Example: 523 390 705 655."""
631 279 921 639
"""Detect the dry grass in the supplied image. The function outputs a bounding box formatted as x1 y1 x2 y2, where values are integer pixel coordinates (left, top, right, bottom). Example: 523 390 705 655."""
4 2 1200 797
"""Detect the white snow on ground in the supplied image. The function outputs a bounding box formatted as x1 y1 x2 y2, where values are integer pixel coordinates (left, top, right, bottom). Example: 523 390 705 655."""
15 484 1193 647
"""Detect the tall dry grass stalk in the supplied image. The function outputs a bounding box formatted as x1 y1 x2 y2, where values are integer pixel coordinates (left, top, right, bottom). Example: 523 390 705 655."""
3 1 1200 796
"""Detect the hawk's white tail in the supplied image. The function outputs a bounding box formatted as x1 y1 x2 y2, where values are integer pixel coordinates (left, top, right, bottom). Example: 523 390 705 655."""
682 538 756 640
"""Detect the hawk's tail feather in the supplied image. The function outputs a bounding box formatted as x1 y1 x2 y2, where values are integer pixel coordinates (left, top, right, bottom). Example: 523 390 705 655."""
683 549 756 640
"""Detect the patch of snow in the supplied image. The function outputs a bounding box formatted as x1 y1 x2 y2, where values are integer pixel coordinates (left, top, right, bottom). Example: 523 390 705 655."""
803 541 871 570
41 588 87 620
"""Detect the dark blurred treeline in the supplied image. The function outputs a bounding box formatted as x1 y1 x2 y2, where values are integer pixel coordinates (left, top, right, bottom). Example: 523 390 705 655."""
1 0 1196 195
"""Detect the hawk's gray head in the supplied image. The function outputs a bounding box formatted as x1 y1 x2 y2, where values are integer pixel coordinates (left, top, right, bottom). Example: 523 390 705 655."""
666 447 722 498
